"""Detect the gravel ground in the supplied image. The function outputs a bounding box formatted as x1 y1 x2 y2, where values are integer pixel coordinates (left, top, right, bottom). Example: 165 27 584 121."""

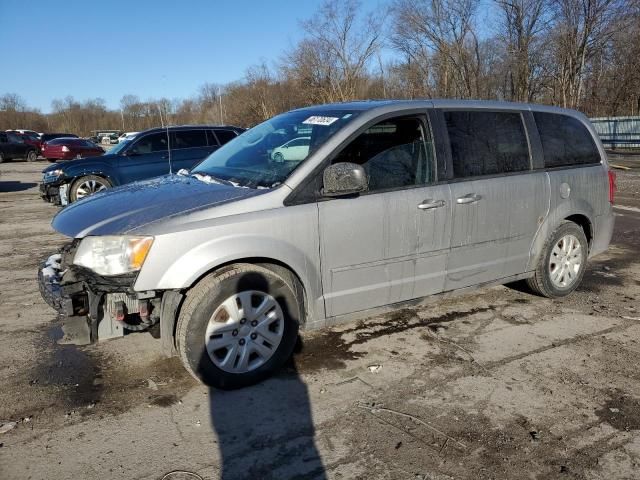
0 159 639 480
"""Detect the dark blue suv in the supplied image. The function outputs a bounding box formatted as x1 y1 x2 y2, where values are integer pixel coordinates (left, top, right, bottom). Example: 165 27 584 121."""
40 125 244 205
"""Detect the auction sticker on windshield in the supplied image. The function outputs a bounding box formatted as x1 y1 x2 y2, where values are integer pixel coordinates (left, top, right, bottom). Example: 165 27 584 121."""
302 116 339 126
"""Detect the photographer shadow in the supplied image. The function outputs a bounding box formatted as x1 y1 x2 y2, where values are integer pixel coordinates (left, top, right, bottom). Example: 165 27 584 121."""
197 270 326 480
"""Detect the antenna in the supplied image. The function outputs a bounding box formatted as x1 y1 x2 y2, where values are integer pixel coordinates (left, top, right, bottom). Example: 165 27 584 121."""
157 102 172 174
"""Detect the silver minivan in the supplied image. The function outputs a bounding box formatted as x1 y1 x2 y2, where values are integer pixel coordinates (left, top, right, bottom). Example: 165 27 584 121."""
39 100 616 388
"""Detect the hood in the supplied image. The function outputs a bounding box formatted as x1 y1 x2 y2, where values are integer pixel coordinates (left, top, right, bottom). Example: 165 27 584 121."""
42 153 116 173
52 174 264 237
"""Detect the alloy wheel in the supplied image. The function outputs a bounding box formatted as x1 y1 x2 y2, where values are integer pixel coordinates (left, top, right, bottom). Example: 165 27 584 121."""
75 179 108 199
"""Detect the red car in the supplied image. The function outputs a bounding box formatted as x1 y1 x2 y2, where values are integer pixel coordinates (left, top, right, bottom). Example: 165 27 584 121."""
42 138 104 161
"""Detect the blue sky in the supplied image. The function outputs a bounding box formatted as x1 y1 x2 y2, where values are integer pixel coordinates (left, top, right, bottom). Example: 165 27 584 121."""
0 0 327 112
0 1 499 113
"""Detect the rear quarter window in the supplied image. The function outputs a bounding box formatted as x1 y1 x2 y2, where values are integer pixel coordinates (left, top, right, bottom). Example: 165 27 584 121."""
172 130 208 149
214 129 238 145
534 112 601 168
444 110 530 178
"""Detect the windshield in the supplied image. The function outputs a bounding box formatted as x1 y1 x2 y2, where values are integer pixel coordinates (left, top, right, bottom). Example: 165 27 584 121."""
192 109 359 188
109 139 131 155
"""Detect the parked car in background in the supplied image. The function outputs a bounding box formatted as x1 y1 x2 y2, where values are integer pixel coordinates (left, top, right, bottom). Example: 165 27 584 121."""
118 132 139 143
40 125 244 205
41 133 78 144
271 136 311 162
42 138 104 162
91 130 122 145
0 131 39 162
8 131 43 153
38 100 615 389
7 129 40 138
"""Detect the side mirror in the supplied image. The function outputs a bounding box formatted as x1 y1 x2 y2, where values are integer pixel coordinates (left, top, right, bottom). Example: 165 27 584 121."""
322 162 368 197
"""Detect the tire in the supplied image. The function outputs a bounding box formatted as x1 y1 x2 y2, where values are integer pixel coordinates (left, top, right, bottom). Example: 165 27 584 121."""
526 221 588 298
0 152 4 163
176 263 302 389
70 175 111 202
26 150 37 162
273 152 284 162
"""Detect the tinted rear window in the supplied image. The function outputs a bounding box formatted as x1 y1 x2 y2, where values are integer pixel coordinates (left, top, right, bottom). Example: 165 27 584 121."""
172 130 208 149
445 111 530 178
214 129 237 145
534 112 601 167
48 138 77 145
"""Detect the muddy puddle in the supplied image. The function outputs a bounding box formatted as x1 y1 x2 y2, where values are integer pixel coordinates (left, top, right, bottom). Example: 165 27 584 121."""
294 306 494 372
595 389 640 431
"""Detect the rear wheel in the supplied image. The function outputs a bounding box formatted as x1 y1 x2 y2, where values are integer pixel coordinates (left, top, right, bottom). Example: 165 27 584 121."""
0 152 4 163
26 150 37 162
176 264 301 389
70 175 111 202
526 221 588 298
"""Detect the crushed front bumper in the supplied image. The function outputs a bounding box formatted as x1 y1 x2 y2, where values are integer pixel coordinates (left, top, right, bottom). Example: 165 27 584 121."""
40 181 70 206
38 242 163 344
40 182 70 206
38 253 75 315
39 182 60 204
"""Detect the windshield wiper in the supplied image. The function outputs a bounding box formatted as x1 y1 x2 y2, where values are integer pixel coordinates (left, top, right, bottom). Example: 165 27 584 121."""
190 172 234 186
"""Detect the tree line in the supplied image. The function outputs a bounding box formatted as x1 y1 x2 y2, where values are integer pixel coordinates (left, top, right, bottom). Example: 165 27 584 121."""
1 0 639 135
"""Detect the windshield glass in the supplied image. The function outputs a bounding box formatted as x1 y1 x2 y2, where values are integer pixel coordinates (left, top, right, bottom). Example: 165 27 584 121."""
109 139 131 155
192 109 359 188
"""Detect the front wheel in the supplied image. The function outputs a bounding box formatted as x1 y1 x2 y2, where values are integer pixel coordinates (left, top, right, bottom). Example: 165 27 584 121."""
26 150 37 162
176 264 302 389
70 175 111 202
526 221 588 298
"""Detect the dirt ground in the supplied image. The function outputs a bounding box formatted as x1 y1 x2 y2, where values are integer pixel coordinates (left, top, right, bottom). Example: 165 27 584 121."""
0 160 639 480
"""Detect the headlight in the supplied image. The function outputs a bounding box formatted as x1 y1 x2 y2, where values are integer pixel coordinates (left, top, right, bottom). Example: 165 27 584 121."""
43 169 64 183
73 236 154 276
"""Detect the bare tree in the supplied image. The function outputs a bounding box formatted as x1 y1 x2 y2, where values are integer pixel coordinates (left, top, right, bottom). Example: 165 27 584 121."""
391 0 484 98
285 0 383 102
495 0 550 101
546 0 626 108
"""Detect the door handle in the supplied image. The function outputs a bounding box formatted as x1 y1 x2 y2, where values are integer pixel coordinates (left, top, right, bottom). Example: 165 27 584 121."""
456 193 482 204
418 199 446 210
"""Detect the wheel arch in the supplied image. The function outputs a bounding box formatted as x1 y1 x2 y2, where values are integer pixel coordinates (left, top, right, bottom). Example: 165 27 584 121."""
188 257 309 320
564 213 593 247
162 257 311 357
527 201 596 271
62 163 119 189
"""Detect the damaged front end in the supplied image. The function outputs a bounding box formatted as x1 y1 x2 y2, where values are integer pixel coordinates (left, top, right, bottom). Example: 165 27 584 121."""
39 240 166 345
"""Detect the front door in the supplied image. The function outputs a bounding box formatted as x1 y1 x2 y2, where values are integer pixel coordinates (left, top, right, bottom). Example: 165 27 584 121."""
318 115 452 318
118 132 170 183
442 109 549 290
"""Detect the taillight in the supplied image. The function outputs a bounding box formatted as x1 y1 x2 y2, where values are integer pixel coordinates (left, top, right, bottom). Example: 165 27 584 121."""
608 170 617 204
61 146 70 152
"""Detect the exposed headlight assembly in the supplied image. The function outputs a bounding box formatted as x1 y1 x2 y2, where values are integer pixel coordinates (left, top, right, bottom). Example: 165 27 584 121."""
73 236 154 276
43 169 64 183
